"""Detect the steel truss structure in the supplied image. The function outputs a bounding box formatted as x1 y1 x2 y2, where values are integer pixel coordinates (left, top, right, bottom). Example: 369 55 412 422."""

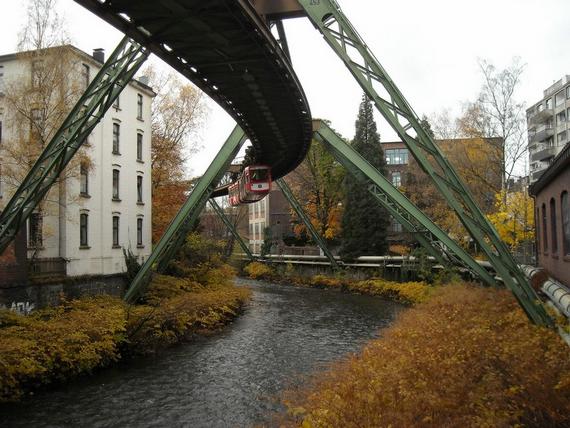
297 0 552 326
276 178 339 269
124 126 247 303
208 198 255 261
0 37 148 254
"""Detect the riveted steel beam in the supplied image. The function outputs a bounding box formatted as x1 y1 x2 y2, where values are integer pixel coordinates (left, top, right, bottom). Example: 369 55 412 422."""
209 198 255 261
299 0 552 326
276 178 339 270
124 126 247 303
0 37 148 254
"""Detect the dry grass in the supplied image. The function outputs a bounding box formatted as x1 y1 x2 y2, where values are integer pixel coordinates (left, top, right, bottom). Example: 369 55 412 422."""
283 284 570 427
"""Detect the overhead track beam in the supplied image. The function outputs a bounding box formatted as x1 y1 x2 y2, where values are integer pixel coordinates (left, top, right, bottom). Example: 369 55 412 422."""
299 0 552 326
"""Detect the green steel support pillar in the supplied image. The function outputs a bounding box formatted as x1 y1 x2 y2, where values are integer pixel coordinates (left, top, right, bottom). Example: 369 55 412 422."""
124 126 247 303
313 120 497 286
276 178 340 270
209 198 255 261
298 0 552 326
0 36 148 254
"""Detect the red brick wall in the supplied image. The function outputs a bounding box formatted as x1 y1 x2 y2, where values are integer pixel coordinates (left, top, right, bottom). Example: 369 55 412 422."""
535 167 570 286
0 229 28 287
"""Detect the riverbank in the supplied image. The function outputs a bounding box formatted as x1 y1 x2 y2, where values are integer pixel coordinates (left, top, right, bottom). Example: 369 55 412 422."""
282 283 570 427
0 266 250 402
243 261 432 304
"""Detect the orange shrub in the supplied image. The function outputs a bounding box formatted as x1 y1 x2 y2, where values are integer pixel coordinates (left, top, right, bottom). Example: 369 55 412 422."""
283 284 570 427
243 261 275 280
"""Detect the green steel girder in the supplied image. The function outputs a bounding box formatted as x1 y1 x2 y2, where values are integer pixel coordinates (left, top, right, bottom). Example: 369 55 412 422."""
299 0 552 326
0 36 148 254
209 198 255 261
276 178 339 270
124 126 247 303
313 121 496 285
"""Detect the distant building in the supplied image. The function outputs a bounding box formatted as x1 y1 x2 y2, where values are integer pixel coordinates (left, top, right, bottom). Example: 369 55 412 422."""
248 186 295 254
529 143 570 286
527 76 570 184
0 45 154 280
381 137 503 244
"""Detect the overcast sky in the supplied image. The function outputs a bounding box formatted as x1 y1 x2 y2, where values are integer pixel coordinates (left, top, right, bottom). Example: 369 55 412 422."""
1 0 568 176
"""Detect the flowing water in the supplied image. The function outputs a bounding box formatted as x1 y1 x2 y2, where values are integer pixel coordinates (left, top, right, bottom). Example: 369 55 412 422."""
1 278 403 427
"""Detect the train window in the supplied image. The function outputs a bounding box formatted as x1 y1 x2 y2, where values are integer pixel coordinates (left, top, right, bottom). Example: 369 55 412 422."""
251 169 269 180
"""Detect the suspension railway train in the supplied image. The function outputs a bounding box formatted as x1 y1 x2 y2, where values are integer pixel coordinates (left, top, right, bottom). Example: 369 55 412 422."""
228 165 272 206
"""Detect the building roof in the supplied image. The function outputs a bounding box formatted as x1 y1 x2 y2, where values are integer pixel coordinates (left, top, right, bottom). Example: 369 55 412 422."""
529 143 570 196
0 44 155 97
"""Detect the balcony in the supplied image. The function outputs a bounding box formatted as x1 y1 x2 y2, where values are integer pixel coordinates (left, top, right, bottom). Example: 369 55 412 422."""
529 126 554 143
528 108 554 125
531 169 546 182
531 146 558 162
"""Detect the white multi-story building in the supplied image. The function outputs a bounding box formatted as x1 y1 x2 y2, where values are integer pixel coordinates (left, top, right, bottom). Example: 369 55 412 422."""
0 45 154 277
527 76 570 184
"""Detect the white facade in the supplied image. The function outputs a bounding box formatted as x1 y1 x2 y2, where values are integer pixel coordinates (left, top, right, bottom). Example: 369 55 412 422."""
527 75 570 184
249 196 269 254
0 46 154 276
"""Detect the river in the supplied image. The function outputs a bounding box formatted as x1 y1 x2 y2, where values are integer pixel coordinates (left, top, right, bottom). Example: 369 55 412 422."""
1 278 402 428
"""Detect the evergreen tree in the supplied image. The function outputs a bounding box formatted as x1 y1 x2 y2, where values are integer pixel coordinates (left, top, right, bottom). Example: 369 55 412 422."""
340 95 390 260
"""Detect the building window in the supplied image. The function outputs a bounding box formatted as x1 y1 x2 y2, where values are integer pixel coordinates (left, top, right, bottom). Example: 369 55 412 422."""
112 216 120 247
112 169 120 200
567 86 570 99
391 220 403 233
542 203 548 253
557 110 566 125
536 207 541 250
555 90 565 107
80 213 89 247
31 60 43 88
392 171 402 187
550 198 558 254
113 95 120 109
385 148 409 165
562 191 570 256
558 131 567 144
82 64 90 90
80 162 89 196
137 94 143 119
28 212 43 248
137 218 143 246
112 123 120 154
137 175 143 203
545 98 552 110
137 133 143 161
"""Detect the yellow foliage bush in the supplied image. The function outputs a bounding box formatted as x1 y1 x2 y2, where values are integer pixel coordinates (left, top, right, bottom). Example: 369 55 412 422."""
308 275 343 289
0 264 250 402
347 279 431 304
0 296 126 402
244 261 275 280
283 284 570 427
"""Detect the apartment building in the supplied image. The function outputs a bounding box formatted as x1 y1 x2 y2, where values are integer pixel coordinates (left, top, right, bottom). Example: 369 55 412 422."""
0 45 154 278
527 76 570 184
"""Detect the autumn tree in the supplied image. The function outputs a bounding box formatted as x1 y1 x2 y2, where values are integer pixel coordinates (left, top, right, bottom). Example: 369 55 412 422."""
487 189 534 251
286 137 345 243
145 66 208 242
340 95 390 259
0 0 88 255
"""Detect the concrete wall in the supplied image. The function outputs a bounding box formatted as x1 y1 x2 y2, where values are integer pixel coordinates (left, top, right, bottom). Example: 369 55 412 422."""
0 275 126 315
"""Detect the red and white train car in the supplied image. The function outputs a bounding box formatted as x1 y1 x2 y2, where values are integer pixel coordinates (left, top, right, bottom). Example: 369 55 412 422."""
228 165 272 206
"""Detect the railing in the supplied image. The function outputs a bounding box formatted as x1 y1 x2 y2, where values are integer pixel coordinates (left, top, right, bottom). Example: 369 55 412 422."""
28 257 67 277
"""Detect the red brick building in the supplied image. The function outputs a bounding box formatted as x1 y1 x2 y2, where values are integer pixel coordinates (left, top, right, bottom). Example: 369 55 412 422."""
529 143 570 286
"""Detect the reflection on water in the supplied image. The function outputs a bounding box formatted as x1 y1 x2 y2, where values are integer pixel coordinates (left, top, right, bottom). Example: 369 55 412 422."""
1 278 402 428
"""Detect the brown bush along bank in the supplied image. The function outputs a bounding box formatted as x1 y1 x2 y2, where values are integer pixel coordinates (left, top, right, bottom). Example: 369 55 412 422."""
282 284 570 428
243 261 432 305
0 264 250 402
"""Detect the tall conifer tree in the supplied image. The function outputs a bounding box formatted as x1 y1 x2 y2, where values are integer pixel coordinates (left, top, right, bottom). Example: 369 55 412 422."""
340 95 390 259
